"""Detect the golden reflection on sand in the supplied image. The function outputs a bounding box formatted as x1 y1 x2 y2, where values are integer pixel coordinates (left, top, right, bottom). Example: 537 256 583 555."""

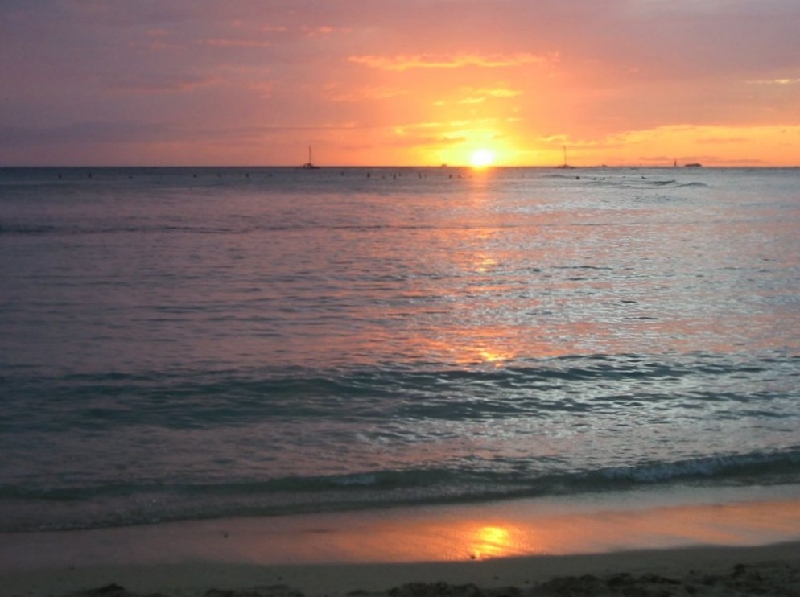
230 498 800 564
2 496 798 570
469 525 515 560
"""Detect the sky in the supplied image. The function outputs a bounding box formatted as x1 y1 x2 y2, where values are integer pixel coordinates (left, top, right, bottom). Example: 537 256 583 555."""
1 0 799 167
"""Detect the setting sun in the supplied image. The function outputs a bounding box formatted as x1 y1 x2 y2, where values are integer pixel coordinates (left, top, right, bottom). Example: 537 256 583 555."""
470 149 495 168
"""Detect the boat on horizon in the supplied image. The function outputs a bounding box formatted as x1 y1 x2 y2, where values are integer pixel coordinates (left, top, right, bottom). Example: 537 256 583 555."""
301 146 320 169
556 145 573 169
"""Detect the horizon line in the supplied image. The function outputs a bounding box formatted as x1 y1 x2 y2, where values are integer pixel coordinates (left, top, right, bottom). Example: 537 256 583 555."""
2 164 798 169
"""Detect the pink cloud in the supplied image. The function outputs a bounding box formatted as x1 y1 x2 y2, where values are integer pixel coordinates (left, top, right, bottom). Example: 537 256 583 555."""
349 52 557 71
301 25 352 37
106 74 223 94
200 38 272 49
328 86 409 102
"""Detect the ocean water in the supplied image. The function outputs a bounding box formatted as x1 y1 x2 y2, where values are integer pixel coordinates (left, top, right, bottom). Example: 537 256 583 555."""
0 166 798 533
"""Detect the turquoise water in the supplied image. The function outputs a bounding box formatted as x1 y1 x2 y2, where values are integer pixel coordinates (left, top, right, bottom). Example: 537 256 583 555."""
1 166 799 531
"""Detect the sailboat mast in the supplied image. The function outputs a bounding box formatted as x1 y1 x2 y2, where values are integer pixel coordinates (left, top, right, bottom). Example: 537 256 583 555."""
562 145 568 168
302 145 319 169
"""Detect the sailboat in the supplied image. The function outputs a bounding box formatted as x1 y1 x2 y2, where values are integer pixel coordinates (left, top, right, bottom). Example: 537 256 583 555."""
301 146 320 169
557 145 573 169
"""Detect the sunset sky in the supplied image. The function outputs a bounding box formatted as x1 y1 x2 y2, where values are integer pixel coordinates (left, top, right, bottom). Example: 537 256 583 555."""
1 1 799 167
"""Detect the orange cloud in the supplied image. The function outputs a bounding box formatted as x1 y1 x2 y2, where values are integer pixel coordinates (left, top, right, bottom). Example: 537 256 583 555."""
348 52 556 71
455 87 524 104
481 88 524 98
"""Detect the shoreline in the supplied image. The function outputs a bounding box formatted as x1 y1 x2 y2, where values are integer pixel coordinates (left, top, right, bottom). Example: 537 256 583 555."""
2 487 799 596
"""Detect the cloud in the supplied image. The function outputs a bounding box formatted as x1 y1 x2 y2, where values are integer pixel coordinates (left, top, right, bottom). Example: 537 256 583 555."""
455 87 524 104
697 136 750 144
482 88 523 98
301 25 352 37
393 118 497 134
328 86 409 102
105 74 223 94
200 38 272 49
0 121 171 146
0 118 367 151
746 78 800 86
348 52 556 71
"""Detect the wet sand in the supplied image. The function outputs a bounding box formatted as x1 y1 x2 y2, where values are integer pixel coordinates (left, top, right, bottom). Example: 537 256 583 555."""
2 490 799 597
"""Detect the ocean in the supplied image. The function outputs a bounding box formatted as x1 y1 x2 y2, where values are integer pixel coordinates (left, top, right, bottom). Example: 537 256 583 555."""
1 166 798 533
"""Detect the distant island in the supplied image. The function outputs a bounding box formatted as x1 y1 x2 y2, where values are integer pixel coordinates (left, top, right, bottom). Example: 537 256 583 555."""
684 162 703 168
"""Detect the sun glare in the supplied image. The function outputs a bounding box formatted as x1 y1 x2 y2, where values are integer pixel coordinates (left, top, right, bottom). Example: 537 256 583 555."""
470 149 495 168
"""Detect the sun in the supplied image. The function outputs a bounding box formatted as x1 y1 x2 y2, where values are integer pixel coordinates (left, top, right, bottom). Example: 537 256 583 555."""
470 149 495 168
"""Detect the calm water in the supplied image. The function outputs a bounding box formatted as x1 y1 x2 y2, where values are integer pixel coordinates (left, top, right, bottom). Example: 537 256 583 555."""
1 166 799 532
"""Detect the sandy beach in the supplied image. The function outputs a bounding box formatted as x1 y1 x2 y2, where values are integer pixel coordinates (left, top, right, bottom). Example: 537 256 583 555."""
3 543 799 596
3 490 799 597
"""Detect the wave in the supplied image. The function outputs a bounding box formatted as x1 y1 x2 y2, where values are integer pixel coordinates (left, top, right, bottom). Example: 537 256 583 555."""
2 447 798 532
0 354 796 433
3 350 797 531
585 178 709 190
592 449 800 486
10 447 798 498
1 352 788 432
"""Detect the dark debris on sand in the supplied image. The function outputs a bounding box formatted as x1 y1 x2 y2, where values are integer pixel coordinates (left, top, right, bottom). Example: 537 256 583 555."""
389 583 522 597
60 563 800 597
64 584 168 597
205 587 305 597
63 584 304 597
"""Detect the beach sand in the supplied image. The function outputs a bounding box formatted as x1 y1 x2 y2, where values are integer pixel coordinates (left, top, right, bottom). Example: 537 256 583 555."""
3 489 799 597
4 543 800 597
